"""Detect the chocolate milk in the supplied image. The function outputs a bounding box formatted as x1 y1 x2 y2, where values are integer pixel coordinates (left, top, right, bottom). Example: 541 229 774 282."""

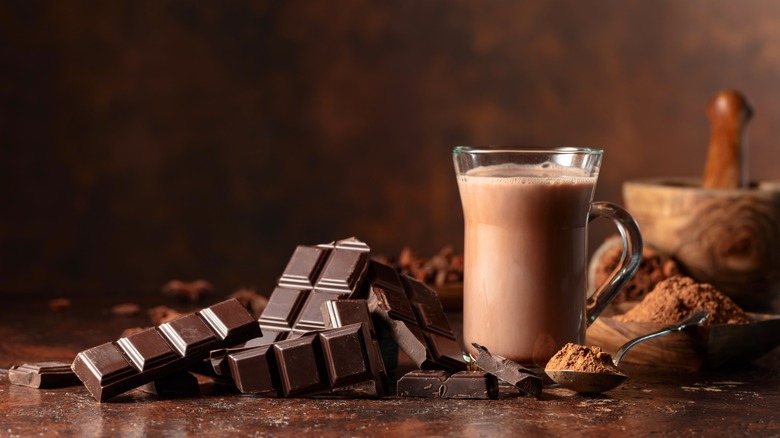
458 163 597 366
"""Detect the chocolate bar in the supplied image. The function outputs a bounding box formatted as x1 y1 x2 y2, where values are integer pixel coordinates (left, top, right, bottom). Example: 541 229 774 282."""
397 370 498 399
9 362 81 389
472 343 542 398
227 322 384 398
367 261 466 372
71 298 260 402
397 370 448 398
440 371 498 399
256 238 370 344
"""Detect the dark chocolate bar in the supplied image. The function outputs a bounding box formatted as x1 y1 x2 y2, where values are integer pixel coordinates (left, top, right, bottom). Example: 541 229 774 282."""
440 371 498 400
367 261 466 372
397 370 449 398
256 238 370 344
227 322 384 398
71 298 260 402
8 362 82 389
472 343 543 398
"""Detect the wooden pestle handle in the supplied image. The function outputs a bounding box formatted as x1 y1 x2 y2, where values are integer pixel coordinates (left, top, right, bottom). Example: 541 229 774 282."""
702 90 753 189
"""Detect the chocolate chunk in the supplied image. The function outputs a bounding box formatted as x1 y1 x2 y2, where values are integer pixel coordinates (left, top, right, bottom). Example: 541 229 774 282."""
228 345 281 395
8 362 82 389
440 371 498 400
397 370 449 398
48 298 71 312
227 322 384 398
472 343 543 398
254 238 371 345
111 303 140 316
139 371 199 397
161 279 214 303
320 299 388 396
71 298 260 402
367 261 465 372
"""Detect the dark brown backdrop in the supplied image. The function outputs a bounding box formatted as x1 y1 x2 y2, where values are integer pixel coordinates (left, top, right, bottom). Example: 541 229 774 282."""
2 0 780 296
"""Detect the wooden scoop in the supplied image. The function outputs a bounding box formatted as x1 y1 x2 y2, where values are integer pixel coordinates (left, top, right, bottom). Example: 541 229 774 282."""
702 90 753 189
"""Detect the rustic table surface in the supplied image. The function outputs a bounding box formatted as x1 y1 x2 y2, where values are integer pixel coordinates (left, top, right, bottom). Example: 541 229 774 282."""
1 292 778 437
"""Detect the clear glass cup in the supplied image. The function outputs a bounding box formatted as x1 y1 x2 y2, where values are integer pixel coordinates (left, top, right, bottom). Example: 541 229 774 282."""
453 146 643 366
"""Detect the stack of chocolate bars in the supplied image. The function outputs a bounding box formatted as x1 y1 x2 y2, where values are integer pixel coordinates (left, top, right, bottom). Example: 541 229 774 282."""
57 237 542 401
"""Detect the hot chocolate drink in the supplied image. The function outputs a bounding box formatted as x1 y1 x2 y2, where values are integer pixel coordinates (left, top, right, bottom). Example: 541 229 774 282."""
458 163 596 365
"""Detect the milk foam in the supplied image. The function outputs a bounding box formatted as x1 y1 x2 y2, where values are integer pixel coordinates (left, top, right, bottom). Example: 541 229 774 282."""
460 163 596 185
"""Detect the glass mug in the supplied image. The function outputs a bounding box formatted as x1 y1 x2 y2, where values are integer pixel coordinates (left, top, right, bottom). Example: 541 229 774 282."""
453 147 643 366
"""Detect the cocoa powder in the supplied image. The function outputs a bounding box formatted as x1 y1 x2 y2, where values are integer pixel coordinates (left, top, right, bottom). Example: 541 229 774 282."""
545 343 621 374
616 276 751 325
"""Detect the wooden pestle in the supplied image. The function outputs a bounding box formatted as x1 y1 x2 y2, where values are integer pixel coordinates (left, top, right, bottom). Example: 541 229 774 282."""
702 90 753 189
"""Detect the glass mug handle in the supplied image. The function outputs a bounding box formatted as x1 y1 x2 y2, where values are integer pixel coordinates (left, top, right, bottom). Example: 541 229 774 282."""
585 201 644 327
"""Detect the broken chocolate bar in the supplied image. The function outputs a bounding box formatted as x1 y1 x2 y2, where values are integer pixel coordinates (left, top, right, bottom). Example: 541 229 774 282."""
397 370 449 398
440 371 498 400
227 322 384 398
397 370 498 399
472 343 543 398
71 298 260 402
367 261 465 372
9 362 82 389
256 238 370 344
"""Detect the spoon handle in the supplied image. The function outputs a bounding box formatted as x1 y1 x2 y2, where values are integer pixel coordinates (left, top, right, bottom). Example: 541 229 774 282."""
612 310 710 366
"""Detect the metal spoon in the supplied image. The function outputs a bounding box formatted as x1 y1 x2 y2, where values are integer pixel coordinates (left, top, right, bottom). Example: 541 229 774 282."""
546 310 710 394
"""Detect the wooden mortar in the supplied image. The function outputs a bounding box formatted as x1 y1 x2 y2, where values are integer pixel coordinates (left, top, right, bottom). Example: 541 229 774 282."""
623 91 780 310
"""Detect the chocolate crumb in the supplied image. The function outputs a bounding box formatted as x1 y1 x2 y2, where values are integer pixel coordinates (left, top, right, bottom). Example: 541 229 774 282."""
161 279 214 302
111 303 140 316
48 298 71 312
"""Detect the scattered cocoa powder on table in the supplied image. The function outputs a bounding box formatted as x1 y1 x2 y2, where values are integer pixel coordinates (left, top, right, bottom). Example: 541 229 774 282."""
545 343 622 374
616 276 751 325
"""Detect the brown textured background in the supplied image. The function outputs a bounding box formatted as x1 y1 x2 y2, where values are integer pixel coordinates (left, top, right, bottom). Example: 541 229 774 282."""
2 0 780 296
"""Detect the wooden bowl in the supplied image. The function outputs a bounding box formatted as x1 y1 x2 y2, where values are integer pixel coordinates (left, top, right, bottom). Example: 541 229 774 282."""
587 311 780 371
623 178 780 310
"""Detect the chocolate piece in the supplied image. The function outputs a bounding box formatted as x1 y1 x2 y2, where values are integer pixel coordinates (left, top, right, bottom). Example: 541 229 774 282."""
8 362 82 389
48 298 71 311
255 238 370 344
227 322 384 398
440 371 498 400
161 279 214 302
228 345 280 395
472 343 543 398
139 371 199 397
111 303 140 316
367 261 465 372
397 370 449 398
321 299 388 396
71 298 260 402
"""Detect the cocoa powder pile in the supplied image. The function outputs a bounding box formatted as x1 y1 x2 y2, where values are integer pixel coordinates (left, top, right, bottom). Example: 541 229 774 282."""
545 343 622 374
616 276 751 325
